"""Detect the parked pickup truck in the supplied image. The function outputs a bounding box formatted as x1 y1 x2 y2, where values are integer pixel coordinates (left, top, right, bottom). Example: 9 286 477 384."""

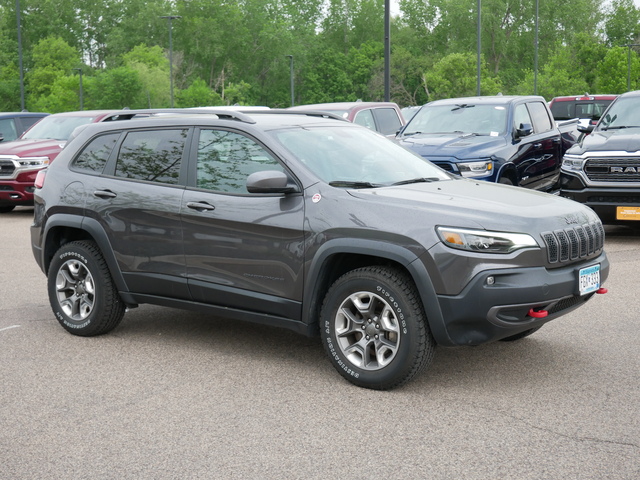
560 90 640 224
0 110 142 213
396 95 579 192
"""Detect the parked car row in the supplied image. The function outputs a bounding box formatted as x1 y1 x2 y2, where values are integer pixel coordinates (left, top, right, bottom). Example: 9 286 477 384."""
3 91 639 227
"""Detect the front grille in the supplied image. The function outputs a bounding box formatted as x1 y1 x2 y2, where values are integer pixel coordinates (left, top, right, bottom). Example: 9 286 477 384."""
432 161 455 173
541 221 604 264
585 157 640 182
0 159 15 177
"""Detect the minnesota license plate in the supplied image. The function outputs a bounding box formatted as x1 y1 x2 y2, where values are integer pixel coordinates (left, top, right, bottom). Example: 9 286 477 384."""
579 264 600 296
616 206 640 220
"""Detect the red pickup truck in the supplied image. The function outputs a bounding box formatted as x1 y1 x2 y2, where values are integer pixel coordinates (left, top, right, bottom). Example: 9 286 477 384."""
0 110 128 213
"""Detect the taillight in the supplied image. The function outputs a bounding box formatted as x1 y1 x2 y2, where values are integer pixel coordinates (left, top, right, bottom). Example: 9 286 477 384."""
34 169 47 189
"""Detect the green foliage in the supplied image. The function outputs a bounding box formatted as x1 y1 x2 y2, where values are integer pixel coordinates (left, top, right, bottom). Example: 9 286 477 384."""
176 79 223 107
424 53 502 100
0 0 637 111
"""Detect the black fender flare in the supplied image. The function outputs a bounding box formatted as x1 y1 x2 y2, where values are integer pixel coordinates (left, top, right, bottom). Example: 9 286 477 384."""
301 238 451 345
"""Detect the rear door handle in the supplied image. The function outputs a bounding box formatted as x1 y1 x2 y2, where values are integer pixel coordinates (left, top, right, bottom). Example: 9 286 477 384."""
93 189 117 199
186 201 215 212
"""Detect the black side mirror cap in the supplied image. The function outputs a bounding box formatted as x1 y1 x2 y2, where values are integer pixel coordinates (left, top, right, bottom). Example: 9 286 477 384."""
246 170 299 194
515 123 533 138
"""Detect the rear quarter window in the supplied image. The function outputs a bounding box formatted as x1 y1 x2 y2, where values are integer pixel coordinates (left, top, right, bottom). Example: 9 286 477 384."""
71 133 120 173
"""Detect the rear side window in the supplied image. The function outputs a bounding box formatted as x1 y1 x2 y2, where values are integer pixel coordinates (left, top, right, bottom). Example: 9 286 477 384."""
373 108 403 135
527 101 553 133
115 129 187 185
72 133 120 173
196 129 283 194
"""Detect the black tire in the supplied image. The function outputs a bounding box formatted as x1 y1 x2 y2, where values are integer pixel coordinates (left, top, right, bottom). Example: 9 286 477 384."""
320 266 436 390
0 205 15 213
498 175 516 186
499 326 542 342
48 240 125 336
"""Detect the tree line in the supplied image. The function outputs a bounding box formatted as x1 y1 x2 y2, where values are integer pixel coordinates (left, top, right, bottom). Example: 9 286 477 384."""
0 0 639 113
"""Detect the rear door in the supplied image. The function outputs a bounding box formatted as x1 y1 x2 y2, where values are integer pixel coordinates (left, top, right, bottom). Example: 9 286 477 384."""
181 127 305 320
81 127 190 298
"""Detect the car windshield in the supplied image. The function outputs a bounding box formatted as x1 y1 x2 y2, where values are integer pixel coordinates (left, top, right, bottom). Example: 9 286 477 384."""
597 97 640 130
22 115 96 141
270 125 451 186
403 103 508 136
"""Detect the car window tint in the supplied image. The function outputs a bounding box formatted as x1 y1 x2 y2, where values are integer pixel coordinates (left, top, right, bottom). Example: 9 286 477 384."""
353 109 376 131
373 108 403 135
527 101 553 133
115 129 186 185
513 104 532 130
72 133 120 173
196 129 283 194
0 119 18 142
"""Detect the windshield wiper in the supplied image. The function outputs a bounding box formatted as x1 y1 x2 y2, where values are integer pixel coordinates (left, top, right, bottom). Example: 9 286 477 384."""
601 126 640 130
402 131 424 136
329 181 381 189
391 177 441 186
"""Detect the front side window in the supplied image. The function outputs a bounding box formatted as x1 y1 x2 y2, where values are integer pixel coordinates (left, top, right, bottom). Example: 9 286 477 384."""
0 119 18 142
353 109 376 131
196 129 284 194
115 129 187 185
513 104 532 131
72 133 120 173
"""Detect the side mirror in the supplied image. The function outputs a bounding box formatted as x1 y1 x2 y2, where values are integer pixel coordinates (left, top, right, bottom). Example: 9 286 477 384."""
577 124 595 134
0 133 4 142
246 170 299 194
515 123 533 138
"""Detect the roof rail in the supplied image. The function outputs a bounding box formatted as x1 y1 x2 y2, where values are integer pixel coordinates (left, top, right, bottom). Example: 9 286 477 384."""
100 108 257 124
246 108 348 122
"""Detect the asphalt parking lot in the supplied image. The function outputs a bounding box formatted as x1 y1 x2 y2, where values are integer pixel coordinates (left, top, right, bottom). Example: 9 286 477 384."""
1 207 638 479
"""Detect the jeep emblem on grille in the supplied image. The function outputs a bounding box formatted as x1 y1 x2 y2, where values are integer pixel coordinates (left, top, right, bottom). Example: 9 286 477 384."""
611 166 640 173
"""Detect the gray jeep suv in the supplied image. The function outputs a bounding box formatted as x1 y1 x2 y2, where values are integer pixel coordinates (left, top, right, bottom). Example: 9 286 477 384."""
31 109 609 390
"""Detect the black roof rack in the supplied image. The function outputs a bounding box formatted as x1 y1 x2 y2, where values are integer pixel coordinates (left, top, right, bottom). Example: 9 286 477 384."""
100 108 257 124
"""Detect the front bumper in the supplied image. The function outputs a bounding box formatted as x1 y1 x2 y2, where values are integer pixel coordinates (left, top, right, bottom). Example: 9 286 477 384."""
0 179 36 207
560 171 640 224
435 251 609 346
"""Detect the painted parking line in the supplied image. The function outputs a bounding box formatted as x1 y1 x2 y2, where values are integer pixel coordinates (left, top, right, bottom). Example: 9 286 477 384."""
0 325 21 332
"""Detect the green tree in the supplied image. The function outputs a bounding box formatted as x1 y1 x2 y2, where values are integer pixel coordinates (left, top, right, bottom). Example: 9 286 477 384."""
123 45 170 108
424 53 502 100
176 78 223 107
597 47 640 93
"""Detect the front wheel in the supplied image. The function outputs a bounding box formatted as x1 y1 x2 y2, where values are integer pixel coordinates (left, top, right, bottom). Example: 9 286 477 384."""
0 205 15 213
48 240 125 336
321 266 435 390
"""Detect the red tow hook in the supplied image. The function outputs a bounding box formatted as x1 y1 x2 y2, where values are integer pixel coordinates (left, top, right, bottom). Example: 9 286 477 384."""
596 288 608 294
528 308 548 318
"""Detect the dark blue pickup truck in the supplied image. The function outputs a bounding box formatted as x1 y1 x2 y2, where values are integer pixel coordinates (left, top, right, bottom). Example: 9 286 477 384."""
396 95 579 192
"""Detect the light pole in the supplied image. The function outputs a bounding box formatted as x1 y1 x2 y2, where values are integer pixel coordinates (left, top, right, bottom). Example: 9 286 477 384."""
73 68 83 110
626 44 640 92
384 0 390 102
476 0 481 95
160 15 181 107
534 0 539 95
285 55 294 107
16 0 24 110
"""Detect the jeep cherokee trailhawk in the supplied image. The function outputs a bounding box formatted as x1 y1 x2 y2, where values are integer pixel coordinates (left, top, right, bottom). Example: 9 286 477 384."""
31 109 609 390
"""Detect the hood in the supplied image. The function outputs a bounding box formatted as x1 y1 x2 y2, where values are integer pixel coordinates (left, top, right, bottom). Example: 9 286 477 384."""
398 133 506 160
569 128 640 155
347 178 599 235
0 139 66 160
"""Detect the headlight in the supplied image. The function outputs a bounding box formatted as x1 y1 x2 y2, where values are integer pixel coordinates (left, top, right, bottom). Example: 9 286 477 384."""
458 160 493 178
436 226 538 254
561 154 584 172
17 156 50 167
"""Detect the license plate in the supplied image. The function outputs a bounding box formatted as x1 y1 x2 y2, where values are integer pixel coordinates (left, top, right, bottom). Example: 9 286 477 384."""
616 206 640 220
579 264 600 295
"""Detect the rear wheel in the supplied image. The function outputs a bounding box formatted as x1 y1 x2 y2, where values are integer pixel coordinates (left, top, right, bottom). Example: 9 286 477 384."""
48 240 125 336
321 266 435 390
